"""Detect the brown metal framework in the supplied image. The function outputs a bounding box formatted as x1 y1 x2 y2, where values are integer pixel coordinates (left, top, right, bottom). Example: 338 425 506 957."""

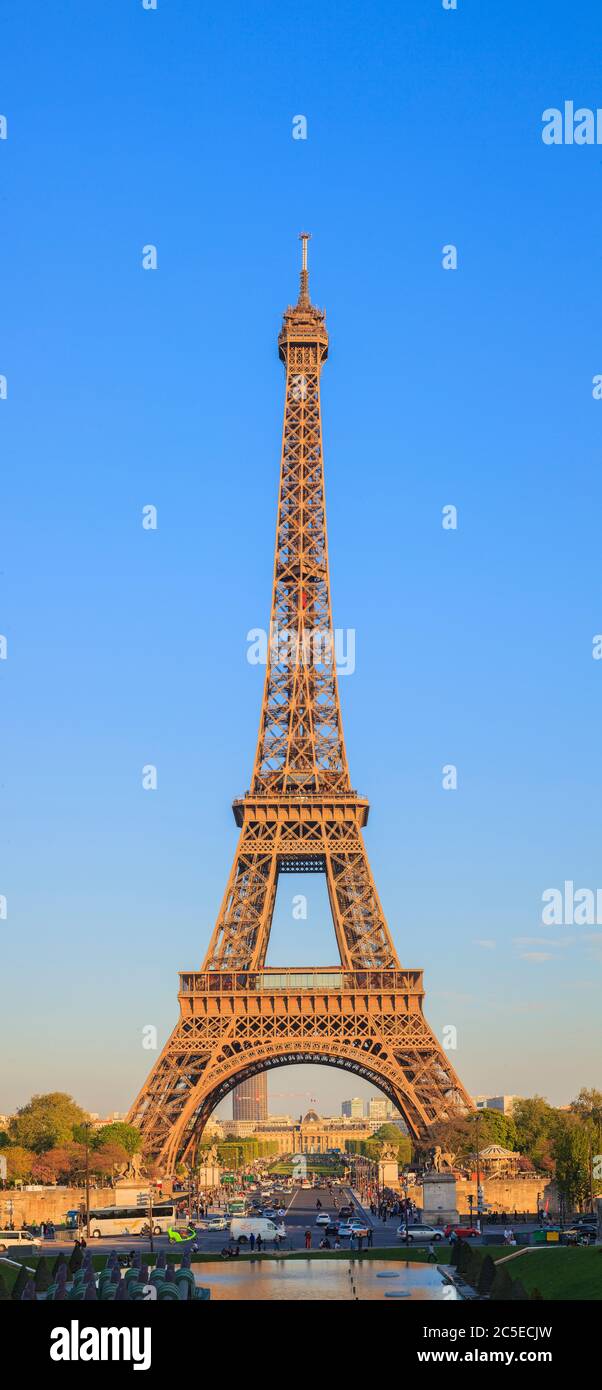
128 236 472 1172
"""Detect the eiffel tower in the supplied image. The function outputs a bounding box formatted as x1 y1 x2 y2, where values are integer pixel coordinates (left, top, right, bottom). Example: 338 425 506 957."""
128 235 472 1173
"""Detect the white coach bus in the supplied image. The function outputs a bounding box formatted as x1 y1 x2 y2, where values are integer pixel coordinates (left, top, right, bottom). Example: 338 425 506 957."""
86 1202 177 1238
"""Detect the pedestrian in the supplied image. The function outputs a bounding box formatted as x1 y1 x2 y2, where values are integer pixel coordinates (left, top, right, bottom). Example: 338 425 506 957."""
367 1228 373 1248
334 1238 341 1250
249 1232 255 1251
349 1232 356 1250
256 1234 262 1252
305 1229 311 1249
427 1243 436 1263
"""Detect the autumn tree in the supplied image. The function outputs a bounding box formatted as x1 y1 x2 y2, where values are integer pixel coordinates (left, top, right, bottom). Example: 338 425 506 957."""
9 1094 88 1154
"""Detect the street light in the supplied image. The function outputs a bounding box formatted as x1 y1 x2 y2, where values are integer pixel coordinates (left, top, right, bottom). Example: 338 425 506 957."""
402 1170 410 1244
83 1123 91 1241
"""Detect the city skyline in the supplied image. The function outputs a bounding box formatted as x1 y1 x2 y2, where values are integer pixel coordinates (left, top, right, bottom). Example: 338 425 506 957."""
2 0 601 1119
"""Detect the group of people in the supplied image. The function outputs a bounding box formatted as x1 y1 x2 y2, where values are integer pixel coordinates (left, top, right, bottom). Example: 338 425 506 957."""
23 1220 57 1240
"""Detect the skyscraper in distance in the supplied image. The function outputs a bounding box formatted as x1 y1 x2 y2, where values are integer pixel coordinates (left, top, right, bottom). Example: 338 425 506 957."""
232 1073 268 1124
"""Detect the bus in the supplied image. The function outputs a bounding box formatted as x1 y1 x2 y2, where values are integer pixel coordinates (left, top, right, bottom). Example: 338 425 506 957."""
225 1198 247 1217
85 1202 177 1239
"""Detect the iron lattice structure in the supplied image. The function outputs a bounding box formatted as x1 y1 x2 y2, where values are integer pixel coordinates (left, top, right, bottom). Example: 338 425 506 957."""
129 237 472 1172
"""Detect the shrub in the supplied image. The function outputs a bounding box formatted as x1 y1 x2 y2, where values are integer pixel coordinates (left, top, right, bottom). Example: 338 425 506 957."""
11 1264 28 1301
511 1278 528 1300
490 1265 514 1301
463 1247 482 1288
477 1254 496 1295
34 1257 52 1293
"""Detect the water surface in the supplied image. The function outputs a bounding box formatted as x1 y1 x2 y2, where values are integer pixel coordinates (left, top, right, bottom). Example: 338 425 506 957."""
194 1258 459 1301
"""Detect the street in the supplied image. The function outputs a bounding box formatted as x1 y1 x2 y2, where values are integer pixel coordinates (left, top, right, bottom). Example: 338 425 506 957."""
24 1186 555 1260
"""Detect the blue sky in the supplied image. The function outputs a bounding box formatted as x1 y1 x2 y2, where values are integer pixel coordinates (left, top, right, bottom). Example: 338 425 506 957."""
1 0 601 1121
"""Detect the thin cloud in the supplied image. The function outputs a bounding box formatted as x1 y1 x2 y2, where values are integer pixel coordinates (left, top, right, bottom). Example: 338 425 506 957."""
473 939 496 950
513 937 575 949
519 951 553 963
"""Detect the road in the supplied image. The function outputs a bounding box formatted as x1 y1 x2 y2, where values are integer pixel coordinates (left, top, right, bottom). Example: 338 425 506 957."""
17 1187 555 1260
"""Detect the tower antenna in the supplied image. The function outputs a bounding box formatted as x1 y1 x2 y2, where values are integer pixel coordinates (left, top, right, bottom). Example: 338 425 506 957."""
298 231 311 306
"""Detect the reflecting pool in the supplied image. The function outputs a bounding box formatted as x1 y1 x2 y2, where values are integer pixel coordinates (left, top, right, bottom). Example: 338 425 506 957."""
194 1258 459 1301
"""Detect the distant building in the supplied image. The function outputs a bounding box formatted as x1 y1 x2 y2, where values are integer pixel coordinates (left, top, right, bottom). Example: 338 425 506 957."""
233 1074 268 1124
367 1097 394 1122
342 1097 364 1119
88 1111 126 1131
474 1095 519 1116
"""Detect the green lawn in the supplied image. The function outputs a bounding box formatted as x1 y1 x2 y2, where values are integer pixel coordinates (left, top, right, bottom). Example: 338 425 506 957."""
498 1248 602 1301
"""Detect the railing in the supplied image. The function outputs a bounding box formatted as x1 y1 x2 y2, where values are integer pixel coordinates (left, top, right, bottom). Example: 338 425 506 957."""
179 969 423 994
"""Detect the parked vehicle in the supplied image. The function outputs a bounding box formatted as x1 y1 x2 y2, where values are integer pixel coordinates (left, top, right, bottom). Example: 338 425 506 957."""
0 1229 40 1251
444 1224 480 1239
397 1224 444 1242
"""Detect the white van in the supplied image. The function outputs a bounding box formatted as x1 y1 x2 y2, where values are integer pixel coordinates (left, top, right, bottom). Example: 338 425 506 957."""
0 1229 40 1251
230 1217 285 1243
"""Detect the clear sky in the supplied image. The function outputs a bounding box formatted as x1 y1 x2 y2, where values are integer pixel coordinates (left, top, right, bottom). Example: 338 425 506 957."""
1 0 601 1121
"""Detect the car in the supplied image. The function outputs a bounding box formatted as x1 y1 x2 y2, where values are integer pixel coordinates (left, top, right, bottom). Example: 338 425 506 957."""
338 1205 354 1218
348 1223 370 1238
315 1212 331 1225
204 1217 228 1231
0 1229 40 1251
397 1224 445 1242
337 1223 354 1238
325 1222 340 1235
443 1224 480 1239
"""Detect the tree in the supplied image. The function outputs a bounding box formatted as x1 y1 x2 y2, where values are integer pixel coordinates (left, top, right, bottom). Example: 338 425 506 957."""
490 1265 514 1301
5 1146 35 1183
0 1132 9 1149
371 1125 412 1164
511 1278 528 1300
91 1143 129 1178
92 1122 142 1158
31 1143 86 1184
34 1257 52 1294
9 1093 88 1154
31 1152 64 1184
10 1264 28 1300
477 1253 496 1295
477 1109 518 1151
512 1097 556 1161
553 1122 591 1211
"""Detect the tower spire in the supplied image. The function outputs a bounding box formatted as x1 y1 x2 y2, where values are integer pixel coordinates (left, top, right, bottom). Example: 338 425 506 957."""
297 231 311 306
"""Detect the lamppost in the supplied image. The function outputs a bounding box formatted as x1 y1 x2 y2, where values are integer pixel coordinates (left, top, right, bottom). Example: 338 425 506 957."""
474 1112 483 1230
83 1122 91 1240
402 1170 410 1243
